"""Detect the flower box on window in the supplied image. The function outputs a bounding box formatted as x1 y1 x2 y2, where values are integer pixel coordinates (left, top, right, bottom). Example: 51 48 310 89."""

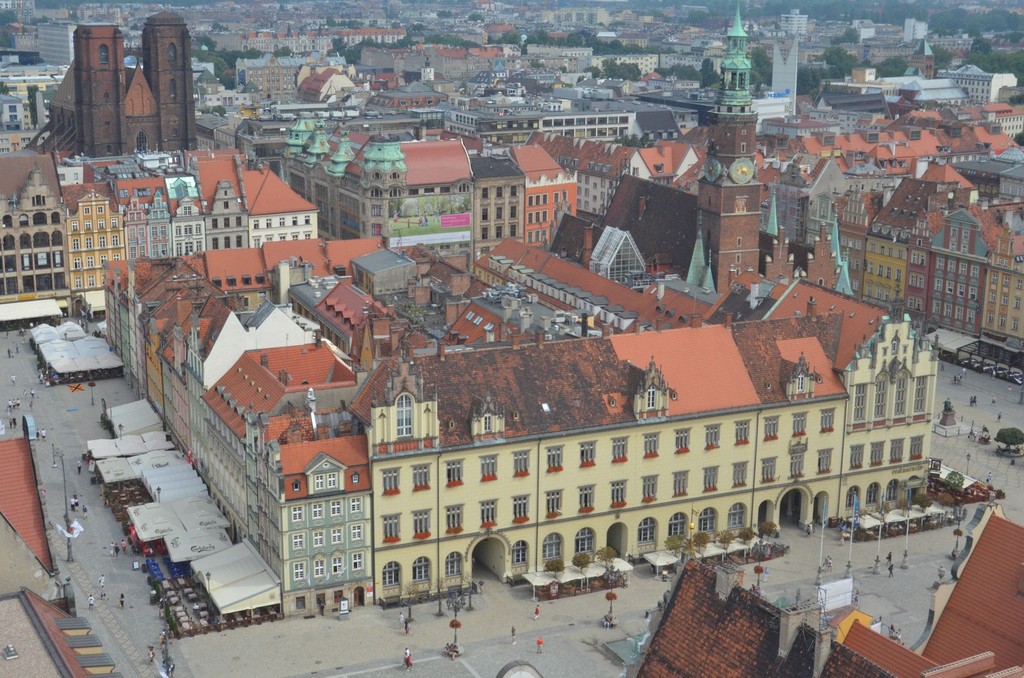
610 501 627 509
546 512 560 519
792 431 806 438
612 456 629 464
704 444 719 451
481 474 497 483
383 536 401 544
820 427 834 433
869 462 883 468
703 486 717 493
735 439 749 446
579 506 595 514
480 521 496 529
445 527 463 535
733 482 747 488
413 484 430 492
513 470 530 478
849 464 863 470
761 476 777 483
817 468 831 475
673 490 688 497
413 531 431 540
447 480 464 488
675 447 689 454
546 465 564 473
791 473 805 479
382 488 400 496
643 451 659 459
641 496 655 504
580 460 596 468
909 453 923 461
763 435 779 441
512 516 530 524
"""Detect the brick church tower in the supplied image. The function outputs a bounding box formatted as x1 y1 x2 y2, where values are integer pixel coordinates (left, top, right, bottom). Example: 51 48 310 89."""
39 12 196 156
697 4 762 292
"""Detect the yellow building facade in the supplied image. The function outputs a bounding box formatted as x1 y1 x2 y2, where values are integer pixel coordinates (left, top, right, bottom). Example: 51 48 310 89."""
863 231 908 305
351 306 937 604
66 183 125 317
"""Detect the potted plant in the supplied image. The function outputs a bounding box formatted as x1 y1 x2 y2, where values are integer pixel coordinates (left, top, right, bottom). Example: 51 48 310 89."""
758 521 778 539
737 526 757 543
449 618 462 645
691 531 711 555
544 558 564 574
605 591 617 615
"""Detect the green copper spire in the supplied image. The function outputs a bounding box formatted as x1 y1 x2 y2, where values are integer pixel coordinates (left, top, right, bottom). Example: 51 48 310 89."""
687 220 708 287
763 190 779 237
829 209 842 262
728 1 747 39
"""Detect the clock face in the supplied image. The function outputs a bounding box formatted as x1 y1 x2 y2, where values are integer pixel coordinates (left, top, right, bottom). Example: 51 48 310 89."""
703 157 722 182
729 157 755 185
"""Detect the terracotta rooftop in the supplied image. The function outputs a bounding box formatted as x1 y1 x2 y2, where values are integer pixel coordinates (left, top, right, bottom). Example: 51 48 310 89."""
203 248 268 290
193 155 244 208
767 280 888 370
204 344 356 437
919 162 974 189
279 434 370 495
401 140 472 185
509 145 567 182
61 181 117 215
0 438 54 573
242 167 315 216
843 621 938 678
922 513 1024 672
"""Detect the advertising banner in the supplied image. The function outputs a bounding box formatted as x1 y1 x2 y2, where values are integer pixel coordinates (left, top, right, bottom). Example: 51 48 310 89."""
387 194 472 248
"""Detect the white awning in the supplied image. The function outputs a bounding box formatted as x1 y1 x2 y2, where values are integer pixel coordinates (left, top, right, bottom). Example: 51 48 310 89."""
907 508 927 521
642 550 679 568
128 502 182 542
94 457 136 484
555 566 585 583
582 563 606 579
925 505 947 516
859 515 882 529
105 400 162 436
193 541 281 615
884 510 907 524
83 289 106 312
930 329 976 353
522 571 556 587
0 298 61 323
695 544 726 560
610 557 633 572
164 527 232 563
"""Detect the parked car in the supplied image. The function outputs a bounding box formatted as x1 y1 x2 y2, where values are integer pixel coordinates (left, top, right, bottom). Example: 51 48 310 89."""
982 364 997 374
1009 369 1023 385
994 366 1009 379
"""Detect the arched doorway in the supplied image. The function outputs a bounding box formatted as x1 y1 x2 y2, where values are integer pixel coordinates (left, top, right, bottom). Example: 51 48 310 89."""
813 491 829 526
353 586 364 606
606 522 628 558
757 500 774 528
471 537 505 583
780 488 805 527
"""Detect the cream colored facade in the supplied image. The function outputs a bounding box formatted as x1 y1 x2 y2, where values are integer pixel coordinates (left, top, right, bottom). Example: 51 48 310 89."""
360 315 936 603
68 188 125 316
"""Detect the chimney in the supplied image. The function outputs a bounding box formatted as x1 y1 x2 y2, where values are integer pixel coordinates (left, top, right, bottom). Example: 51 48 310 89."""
314 330 322 348
437 341 446 361
638 196 647 219
807 296 816 318
714 563 741 600
813 626 832 678
535 329 545 347
405 344 415 362
519 308 533 333
656 280 665 301
260 353 269 368
724 312 733 329
778 603 817 659
580 313 589 337
602 324 613 338
689 313 702 328
511 332 522 350
278 369 290 385
581 225 595 268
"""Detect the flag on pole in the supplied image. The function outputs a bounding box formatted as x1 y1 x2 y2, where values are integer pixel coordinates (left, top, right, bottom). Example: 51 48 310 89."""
54 521 84 539
822 498 828 528
853 495 860 531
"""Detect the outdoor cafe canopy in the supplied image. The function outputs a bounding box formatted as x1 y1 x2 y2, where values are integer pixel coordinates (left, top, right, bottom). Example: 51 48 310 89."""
193 541 282 615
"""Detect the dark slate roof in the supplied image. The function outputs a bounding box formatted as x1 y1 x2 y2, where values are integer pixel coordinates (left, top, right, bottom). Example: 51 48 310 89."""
816 91 890 114
705 281 776 325
600 174 699 272
550 212 597 263
635 109 681 135
470 156 526 180
349 338 642 448
638 562 896 678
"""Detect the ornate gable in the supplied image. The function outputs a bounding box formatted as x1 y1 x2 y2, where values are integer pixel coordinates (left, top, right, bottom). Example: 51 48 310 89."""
470 394 505 439
634 356 670 418
785 353 818 399
124 66 157 118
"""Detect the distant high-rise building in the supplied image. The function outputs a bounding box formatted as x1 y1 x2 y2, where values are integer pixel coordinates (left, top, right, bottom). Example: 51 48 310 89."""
35 23 75 65
780 9 808 36
904 19 928 43
772 39 798 113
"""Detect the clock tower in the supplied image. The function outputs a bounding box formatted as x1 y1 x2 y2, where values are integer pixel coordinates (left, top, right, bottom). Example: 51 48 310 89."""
697 4 761 291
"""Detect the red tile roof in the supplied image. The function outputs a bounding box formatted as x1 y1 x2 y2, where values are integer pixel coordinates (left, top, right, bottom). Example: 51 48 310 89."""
768 280 887 370
843 621 937 678
203 248 268 290
242 168 315 216
194 155 244 208
61 182 118 215
280 435 369 491
919 162 973 188
204 345 356 437
401 140 472 185
446 300 508 345
324 238 384 274
0 438 54 573
509 145 566 182
923 513 1024 672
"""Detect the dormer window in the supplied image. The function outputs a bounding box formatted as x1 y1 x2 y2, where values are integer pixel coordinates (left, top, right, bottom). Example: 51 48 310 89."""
646 385 657 410
351 472 360 485
292 480 300 492
796 373 806 393
483 413 493 433
396 393 413 438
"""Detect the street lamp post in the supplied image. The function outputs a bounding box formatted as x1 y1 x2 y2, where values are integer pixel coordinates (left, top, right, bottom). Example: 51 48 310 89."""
952 505 967 557
118 423 124 439
157 487 161 503
88 381 96 406
872 503 883 575
966 452 971 479
52 444 73 563
901 488 911 570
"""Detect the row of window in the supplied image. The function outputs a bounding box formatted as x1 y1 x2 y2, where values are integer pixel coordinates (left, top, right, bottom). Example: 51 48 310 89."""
289 495 363 523
69 218 118 231
852 377 928 422
71 235 120 250
290 522 363 549
292 551 364 582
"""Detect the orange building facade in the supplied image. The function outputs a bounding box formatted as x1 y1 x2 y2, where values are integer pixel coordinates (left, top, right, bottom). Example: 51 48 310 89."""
510 146 578 247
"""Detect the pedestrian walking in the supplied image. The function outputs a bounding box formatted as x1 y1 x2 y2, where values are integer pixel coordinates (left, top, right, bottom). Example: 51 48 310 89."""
536 636 544 654
98 574 105 591
109 541 115 557
885 551 892 566
512 626 517 645
70 498 76 513
119 593 124 609
77 460 82 474
10 374 14 384
404 618 410 635
986 472 993 485
88 595 95 610
121 539 127 554
826 556 833 572
113 543 119 557
167 661 175 677
888 562 895 578
40 428 45 439
998 412 1002 422
404 648 412 671
534 604 540 621
148 647 155 663
399 611 405 629
29 388 33 400
82 505 87 518
763 566 770 583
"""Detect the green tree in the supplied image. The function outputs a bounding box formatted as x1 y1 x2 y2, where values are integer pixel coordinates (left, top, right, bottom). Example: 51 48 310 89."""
614 134 653 148
594 546 617 568
821 46 858 79
273 47 292 57
468 12 483 21
1015 131 1024 146
700 58 718 88
875 57 909 78
995 427 1024 448
932 45 954 71
665 534 685 557
196 35 217 51
25 85 38 127
749 46 772 91
663 64 701 81
600 60 641 80
499 30 521 45
832 27 860 45
571 552 592 569
0 81 8 95
691 531 711 554
972 37 992 55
